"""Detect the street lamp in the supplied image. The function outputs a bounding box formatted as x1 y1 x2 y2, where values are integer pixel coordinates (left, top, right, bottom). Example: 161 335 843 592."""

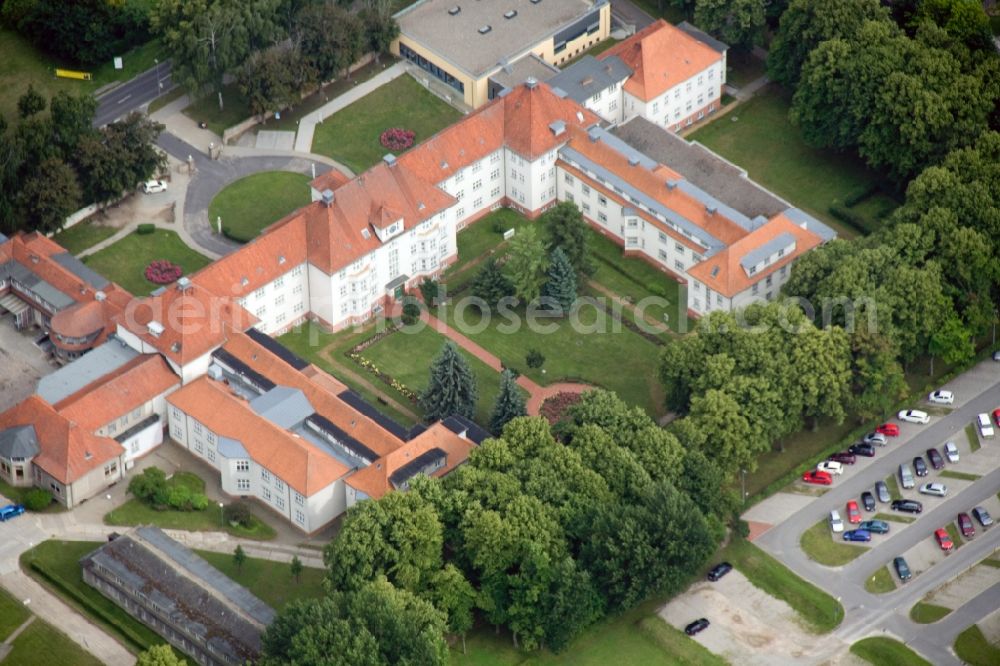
219 502 225 526
154 58 161 90
741 469 747 505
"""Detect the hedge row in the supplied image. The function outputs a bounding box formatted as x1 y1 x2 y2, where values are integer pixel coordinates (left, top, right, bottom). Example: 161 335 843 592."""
136 223 156 235
828 204 878 235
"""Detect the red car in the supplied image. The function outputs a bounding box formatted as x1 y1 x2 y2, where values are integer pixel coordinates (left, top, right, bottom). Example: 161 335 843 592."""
876 423 900 437
934 527 954 552
993 409 1000 427
846 500 862 524
957 513 975 539
803 470 833 486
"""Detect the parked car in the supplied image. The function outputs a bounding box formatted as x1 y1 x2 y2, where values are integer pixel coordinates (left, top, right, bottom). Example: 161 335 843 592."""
849 442 876 457
995 350 1000 362
864 432 888 446
846 500 861 524
971 506 993 528
141 179 168 194
919 482 948 497
957 513 975 539
899 409 930 424
843 529 871 542
876 423 900 437
892 499 923 514
894 556 912 582
803 470 833 485
0 504 25 521
828 451 857 465
707 562 733 581
858 520 889 534
861 491 876 512
944 441 959 463
913 456 928 477
899 463 915 489
928 390 954 405
994 408 1000 427
926 448 944 470
934 527 954 552
685 618 710 636
817 460 843 476
830 510 844 533
978 413 995 438
875 481 891 503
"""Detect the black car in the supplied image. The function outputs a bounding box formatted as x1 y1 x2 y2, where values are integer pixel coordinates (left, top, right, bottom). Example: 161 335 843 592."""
707 562 733 582
972 506 994 528
685 618 710 636
891 499 923 514
861 491 876 512
926 448 944 470
913 456 928 477
828 451 857 465
849 442 876 457
894 556 912 582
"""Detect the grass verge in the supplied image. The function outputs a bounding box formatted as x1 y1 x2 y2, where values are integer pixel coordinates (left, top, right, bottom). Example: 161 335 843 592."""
182 82 252 137
966 424 982 452
147 86 186 114
635 616 729 666
800 520 868 567
52 220 118 255
82 229 211 296
909 601 952 624
0 586 31 641
850 637 933 666
208 171 311 242
945 523 964 551
193 549 325 610
885 475 902 501
954 625 1000 666
875 512 914 524
940 470 982 481
3 615 103 666
864 566 896 594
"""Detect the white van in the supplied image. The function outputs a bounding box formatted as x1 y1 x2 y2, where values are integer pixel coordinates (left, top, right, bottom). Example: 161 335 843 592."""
899 463 915 489
978 413 995 439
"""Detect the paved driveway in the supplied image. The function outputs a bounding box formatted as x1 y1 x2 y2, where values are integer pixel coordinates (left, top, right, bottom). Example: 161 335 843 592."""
0 320 57 412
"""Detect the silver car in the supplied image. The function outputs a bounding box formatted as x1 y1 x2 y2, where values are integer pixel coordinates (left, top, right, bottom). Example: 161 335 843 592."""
919 482 948 497
899 463 915 489
944 441 959 463
875 481 891 503
864 432 888 446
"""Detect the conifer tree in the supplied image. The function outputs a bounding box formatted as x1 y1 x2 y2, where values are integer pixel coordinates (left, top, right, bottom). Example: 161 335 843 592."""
420 341 478 421
471 257 514 308
542 247 577 315
489 369 527 435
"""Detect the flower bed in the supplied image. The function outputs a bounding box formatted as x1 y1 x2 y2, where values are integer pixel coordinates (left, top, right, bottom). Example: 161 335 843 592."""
540 392 585 425
144 260 183 284
379 128 415 151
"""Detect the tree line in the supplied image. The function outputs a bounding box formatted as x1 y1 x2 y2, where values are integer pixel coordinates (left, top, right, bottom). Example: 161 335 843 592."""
152 0 400 118
0 88 164 235
261 392 731 663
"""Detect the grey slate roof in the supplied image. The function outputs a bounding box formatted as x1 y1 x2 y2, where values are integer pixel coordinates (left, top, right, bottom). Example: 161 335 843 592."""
36 337 139 404
677 21 728 53
249 386 315 429
218 436 250 459
0 260 75 311
0 425 40 459
739 232 796 271
784 208 836 242
51 252 110 290
546 55 632 103
490 54 560 90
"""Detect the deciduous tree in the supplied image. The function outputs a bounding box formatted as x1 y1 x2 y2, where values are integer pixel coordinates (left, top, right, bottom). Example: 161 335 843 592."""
504 226 547 303
136 645 184 666
18 158 81 234
296 2 364 81
543 201 593 275
695 0 767 48
17 85 45 119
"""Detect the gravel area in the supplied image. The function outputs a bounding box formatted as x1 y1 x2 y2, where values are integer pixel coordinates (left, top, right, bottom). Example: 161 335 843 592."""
0 318 57 412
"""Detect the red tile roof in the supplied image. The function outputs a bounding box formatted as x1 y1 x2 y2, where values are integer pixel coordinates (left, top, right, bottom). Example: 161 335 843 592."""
0 396 123 485
601 19 723 102
309 169 350 193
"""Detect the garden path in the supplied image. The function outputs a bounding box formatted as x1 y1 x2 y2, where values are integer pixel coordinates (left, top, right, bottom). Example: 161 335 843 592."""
315 343 422 423
585 278 676 336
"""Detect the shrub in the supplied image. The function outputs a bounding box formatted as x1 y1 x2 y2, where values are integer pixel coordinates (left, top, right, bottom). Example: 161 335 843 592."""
144 260 183 284
190 493 209 511
379 127 415 151
167 484 192 511
136 223 156 235
526 348 545 369
225 502 254 528
128 467 169 505
540 391 584 425
828 203 875 234
23 488 53 511
419 277 439 306
401 300 421 326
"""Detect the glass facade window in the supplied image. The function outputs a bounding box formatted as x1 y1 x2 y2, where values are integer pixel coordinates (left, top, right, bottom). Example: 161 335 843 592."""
400 44 464 93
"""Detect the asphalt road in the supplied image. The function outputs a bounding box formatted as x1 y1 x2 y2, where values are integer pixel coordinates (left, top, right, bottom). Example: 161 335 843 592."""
93 60 173 128
755 366 1000 665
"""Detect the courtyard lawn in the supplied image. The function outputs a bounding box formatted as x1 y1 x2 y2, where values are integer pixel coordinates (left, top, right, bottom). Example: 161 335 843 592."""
208 172 311 243
104 471 277 541
52 220 118 255
910 601 951 623
192 550 326 610
82 229 211 296
448 210 534 285
4 617 103 666
800 519 868 567
850 637 933 666
437 303 665 418
182 82 253 137
0 586 31 642
311 75 463 173
689 86 885 237
361 324 519 427
864 566 897 594
955 625 1000 666
0 478 64 513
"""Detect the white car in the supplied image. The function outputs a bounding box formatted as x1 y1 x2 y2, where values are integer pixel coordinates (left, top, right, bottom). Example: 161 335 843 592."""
944 441 959 463
141 179 168 194
919 482 948 497
898 409 930 425
817 461 843 476
928 390 954 405
830 510 844 533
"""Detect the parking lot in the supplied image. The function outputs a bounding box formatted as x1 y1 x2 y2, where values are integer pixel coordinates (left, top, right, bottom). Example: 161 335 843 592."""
0 316 56 412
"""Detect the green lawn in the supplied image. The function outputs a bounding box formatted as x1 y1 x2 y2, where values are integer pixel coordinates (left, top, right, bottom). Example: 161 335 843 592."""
193 550 325 610
0 478 64 513
52 220 119 255
208 172 311 242
800 520 868 567
945 522 964 551
909 601 951 623
3 617 103 666
147 85 186 114
105 471 277 541
448 210 533 284
966 424 982 452
311 74 463 173
0 586 31 642
864 566 897 594
361 324 519 427
724 538 843 633
885 475 903 501
850 637 933 666
940 470 981 481
954 625 1000 666
875 512 914 524
689 86 885 237
82 229 211 296
182 82 254 137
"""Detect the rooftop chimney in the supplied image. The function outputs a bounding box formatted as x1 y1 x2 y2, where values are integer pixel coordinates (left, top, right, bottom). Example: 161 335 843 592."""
148 321 165 338
177 276 192 291
628 156 639 166
525 77 538 89
383 154 397 167
321 189 335 207
706 205 717 215
666 180 678 191
95 290 106 302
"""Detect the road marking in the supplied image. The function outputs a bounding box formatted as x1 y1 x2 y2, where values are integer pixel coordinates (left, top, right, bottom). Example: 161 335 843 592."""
116 94 132 104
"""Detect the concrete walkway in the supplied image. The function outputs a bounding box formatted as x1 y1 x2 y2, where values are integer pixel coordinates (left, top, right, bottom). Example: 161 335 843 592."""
293 62 409 153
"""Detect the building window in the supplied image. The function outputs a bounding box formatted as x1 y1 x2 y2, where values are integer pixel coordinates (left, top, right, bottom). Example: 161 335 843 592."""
237 479 250 491
491 152 501 164
766 275 773 286
472 179 482 190
598 195 607 206
675 242 684 254
261 469 270 483
295 492 304 506
490 186 501 198
274 276 284 288
254 287 265 299
752 282 759 294
206 432 215 445
581 184 591 196
564 173 574 185
716 294 723 306
275 479 285 492
275 294 285 306
262 488 271 501
295 510 305 525
490 169 500 180
597 212 607 223
780 265 788 277
193 422 202 435
276 496 285 509
236 460 250 472
658 249 667 261
675 260 684 271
